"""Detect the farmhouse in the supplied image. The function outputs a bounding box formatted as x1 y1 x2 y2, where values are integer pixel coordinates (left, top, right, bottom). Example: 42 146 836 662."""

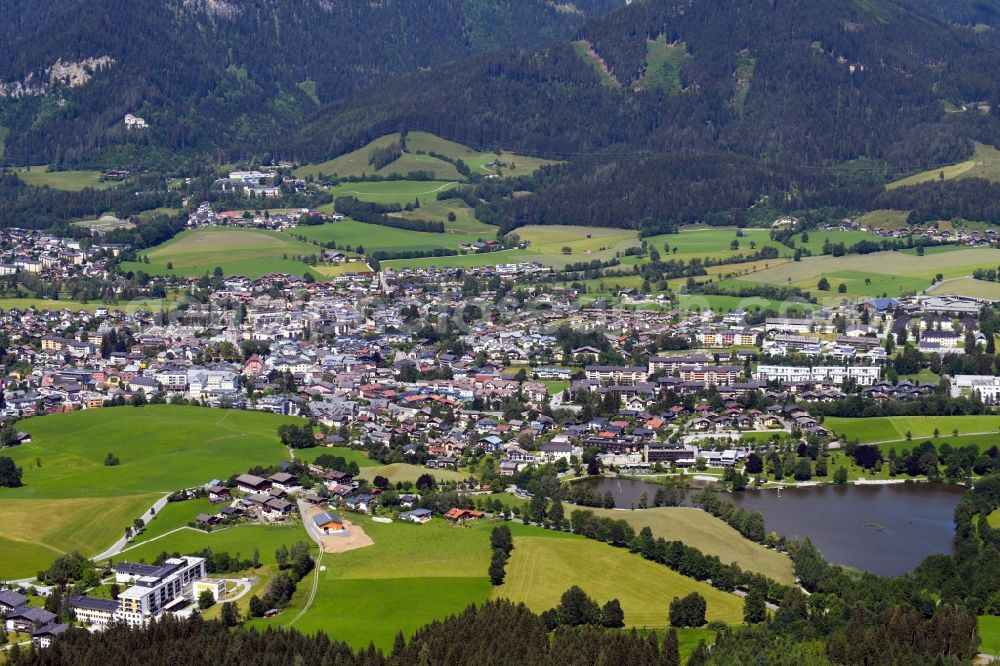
5 607 56 633
235 473 271 493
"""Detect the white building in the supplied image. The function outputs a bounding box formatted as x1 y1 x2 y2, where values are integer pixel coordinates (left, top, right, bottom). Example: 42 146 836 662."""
951 375 1000 403
755 365 881 386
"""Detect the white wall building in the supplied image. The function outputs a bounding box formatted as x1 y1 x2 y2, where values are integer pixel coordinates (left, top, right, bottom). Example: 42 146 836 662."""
755 365 881 386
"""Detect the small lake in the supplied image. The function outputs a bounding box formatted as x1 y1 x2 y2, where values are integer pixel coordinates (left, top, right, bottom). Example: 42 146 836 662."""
575 477 965 577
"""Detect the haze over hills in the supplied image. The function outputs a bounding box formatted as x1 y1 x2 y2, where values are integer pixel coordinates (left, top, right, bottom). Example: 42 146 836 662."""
0 0 623 164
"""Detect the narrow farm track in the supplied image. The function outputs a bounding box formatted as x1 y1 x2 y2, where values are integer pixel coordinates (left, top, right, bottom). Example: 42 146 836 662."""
287 500 326 627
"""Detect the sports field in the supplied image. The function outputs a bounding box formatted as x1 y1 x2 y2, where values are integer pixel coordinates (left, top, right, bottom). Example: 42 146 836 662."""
494 536 743 627
0 406 300 577
130 498 216 544
583 507 795 584
887 142 1000 190
119 524 310 567
825 416 1000 445
15 166 118 191
120 228 331 278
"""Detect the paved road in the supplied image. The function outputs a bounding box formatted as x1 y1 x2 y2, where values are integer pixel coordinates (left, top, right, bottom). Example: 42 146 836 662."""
92 493 172 562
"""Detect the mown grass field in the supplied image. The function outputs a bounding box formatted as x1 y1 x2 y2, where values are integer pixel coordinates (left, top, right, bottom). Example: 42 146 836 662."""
644 227 788 263
583 507 795 584
291 219 492 254
494 536 743 627
825 416 1000 445
742 247 1000 298
294 446 379 468
887 142 1000 190
120 227 329 278
856 209 910 229
14 166 118 191
0 406 299 577
356 463 469 484
293 134 407 179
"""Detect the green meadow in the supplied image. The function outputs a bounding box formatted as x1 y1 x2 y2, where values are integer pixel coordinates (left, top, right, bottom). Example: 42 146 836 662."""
326 180 458 207
928 276 1000 300
119 524 311 567
294 446 380 468
583 507 795 584
14 166 119 191
495 536 743 627
255 516 740 649
742 247 1000 298
120 227 332 278
291 219 492 254
824 416 1000 445
572 40 620 88
356 463 469 484
0 406 300 577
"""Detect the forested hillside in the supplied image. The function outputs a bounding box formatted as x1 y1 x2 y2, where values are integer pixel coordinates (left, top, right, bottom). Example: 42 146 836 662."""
287 0 1000 233
0 0 621 165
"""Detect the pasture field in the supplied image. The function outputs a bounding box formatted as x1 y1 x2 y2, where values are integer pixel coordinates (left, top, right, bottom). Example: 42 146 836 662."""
675 293 818 316
887 142 1000 190
14 166 118 191
294 446 379 468
928 277 1000 300
824 416 1000 445
291 219 492 254
326 180 458 207
356 462 470 484
0 406 299 577
120 228 328 278
493 536 743 627
0 293 185 315
742 248 1000 297
381 249 536 270
375 152 463 180
582 507 795 584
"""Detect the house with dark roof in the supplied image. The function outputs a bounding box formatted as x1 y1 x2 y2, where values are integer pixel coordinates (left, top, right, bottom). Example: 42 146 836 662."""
5 606 56 633
32 622 68 648
0 589 29 617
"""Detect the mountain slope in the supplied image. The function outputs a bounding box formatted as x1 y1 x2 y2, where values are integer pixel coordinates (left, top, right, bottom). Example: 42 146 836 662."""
0 0 623 165
286 0 1000 232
